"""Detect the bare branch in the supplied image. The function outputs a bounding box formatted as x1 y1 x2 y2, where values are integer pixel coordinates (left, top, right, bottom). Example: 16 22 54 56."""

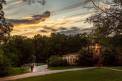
89 0 122 21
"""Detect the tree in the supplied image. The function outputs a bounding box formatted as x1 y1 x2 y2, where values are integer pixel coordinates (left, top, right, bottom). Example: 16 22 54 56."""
3 36 35 66
87 5 122 37
33 34 50 63
0 0 13 40
0 0 13 76
102 48 117 66
48 55 67 67
0 47 10 76
50 33 88 56
83 0 122 38
114 0 122 5
78 48 94 66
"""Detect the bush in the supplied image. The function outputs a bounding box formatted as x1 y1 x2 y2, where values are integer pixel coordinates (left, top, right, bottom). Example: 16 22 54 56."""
78 48 94 66
102 49 117 66
7 67 29 76
0 49 11 77
48 55 67 67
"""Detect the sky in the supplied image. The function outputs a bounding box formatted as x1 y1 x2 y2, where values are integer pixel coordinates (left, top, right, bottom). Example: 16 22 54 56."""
3 0 107 37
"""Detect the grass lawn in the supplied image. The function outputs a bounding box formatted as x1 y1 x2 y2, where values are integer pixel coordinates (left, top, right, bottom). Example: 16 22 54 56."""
8 67 29 76
13 68 122 81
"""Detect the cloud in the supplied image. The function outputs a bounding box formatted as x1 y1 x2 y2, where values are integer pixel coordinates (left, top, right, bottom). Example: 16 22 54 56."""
11 11 93 37
8 11 51 25
58 27 67 31
39 30 48 33
56 26 95 35
80 27 93 33
22 0 46 5
70 27 79 30
56 27 81 35
42 26 57 32
54 1 83 13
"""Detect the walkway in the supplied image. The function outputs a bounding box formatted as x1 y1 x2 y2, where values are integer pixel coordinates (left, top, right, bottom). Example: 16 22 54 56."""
103 67 122 72
0 67 96 81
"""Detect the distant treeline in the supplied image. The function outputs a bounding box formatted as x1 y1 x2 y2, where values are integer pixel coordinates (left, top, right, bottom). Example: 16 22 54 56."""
1 33 88 67
0 33 122 76
0 33 121 67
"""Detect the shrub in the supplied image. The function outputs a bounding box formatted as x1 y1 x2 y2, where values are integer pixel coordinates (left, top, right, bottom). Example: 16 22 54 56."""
102 49 117 66
7 67 29 76
0 49 11 77
48 55 67 67
78 48 94 66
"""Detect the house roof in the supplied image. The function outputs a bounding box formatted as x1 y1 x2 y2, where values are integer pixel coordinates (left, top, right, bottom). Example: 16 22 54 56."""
63 52 80 57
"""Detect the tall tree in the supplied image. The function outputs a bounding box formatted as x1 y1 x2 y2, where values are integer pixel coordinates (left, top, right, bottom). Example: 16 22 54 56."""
0 0 13 40
0 0 13 76
87 0 122 38
114 0 122 5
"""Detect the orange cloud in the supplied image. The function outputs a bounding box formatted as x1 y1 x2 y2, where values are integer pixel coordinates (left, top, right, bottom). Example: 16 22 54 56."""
11 13 93 37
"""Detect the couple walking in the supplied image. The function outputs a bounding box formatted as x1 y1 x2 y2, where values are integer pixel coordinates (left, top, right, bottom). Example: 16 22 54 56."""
30 63 35 72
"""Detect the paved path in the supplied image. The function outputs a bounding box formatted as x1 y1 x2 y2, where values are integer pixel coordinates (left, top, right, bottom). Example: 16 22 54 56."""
0 67 96 81
103 67 122 72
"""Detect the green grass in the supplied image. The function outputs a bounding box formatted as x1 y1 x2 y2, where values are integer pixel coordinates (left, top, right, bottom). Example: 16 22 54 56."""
13 68 122 81
8 67 29 76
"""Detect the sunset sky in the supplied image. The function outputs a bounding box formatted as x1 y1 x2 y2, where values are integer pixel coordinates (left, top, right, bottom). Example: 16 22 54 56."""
4 0 108 37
